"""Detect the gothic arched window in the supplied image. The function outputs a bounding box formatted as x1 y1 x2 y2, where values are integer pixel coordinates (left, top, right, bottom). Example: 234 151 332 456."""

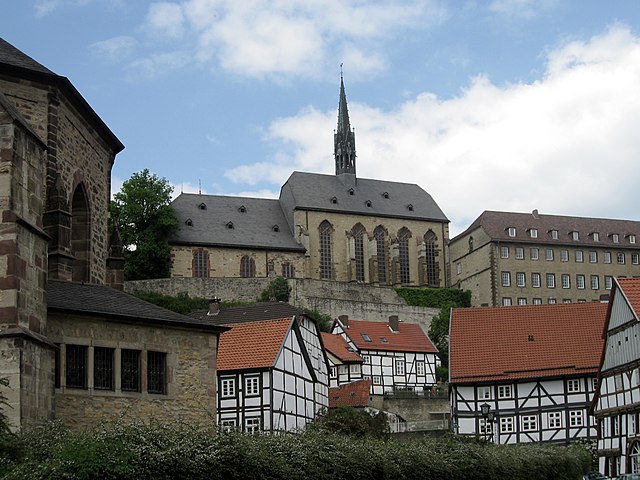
374 226 388 284
351 223 366 282
71 183 90 283
240 255 256 278
319 220 333 280
424 230 438 287
398 227 411 284
193 248 209 278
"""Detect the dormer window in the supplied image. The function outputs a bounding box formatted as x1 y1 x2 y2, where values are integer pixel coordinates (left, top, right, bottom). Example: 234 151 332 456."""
239 205 246 213
407 204 414 212
348 188 355 196
528 228 538 239
365 200 372 207
611 233 619 243
185 218 193 226
226 221 234 229
550 229 559 240
330 196 338 204
507 227 516 237
591 232 600 242
272 225 280 232
382 192 389 199
198 203 207 210
571 231 579 241
628 234 636 244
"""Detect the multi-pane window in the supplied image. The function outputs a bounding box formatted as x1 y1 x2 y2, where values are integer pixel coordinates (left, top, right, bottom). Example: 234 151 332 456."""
350 364 360 374
560 250 569 262
281 262 295 278
94 347 114 391
567 379 580 393
516 272 525 287
517 297 527 305
612 234 620 243
592 232 600 242
630 234 637 244
515 247 524 260
501 272 511 287
395 359 405 375
562 274 570 289
500 416 514 433
562 298 572 304
240 255 256 278
575 250 583 262
245 417 260 434
502 297 512 306
507 227 516 237
416 361 425 375
605 276 613 290
500 246 509 259
352 224 366 282
245 376 260 396
477 386 492 400
589 251 597 263
479 418 493 435
193 249 209 278
572 231 580 241
147 351 167 395
221 378 235 397
617 252 626 264
66 344 88 389
612 415 620 435
424 230 439 286
548 412 562 428
546 273 555 288
576 275 585 289
398 228 411 284
372 376 381 385
498 385 512 399
529 228 538 238
219 419 237 433
363 355 371 364
633 253 640 265
604 251 612 264
545 249 554 261
531 273 541 288
522 415 538 432
548 297 557 304
569 410 584 427
530 248 539 260
615 374 624 392
319 221 333 280
374 226 388 284
121 349 141 392
591 275 599 290
533 298 542 304
550 229 559 240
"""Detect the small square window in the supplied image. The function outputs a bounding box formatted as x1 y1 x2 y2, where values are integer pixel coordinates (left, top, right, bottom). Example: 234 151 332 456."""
532 298 542 305
548 297 557 304
220 419 237 433
517 297 527 305
502 297 512 306
522 415 538 432
500 416 514 433
245 417 261 434
567 379 580 393
569 410 583 427
477 386 492 400
498 385 512 399
373 375 381 385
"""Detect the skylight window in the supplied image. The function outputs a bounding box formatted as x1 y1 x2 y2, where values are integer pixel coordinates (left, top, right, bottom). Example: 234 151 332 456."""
361 333 372 342
380 337 388 343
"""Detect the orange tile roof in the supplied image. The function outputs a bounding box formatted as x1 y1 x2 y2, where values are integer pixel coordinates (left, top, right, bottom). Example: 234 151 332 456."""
617 278 640 315
321 333 363 362
217 317 292 371
329 379 372 408
449 302 607 383
342 320 438 353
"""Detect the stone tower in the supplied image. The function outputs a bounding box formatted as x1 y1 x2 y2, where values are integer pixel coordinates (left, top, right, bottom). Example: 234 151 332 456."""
334 75 356 177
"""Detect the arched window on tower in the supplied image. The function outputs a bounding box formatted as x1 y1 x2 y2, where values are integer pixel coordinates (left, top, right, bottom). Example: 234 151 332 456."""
351 223 366 282
374 226 388 284
398 227 411 284
424 230 438 287
71 183 90 283
240 255 256 278
319 220 333 280
193 248 209 278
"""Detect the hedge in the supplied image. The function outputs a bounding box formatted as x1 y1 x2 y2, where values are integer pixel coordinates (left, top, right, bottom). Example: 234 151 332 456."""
395 288 471 308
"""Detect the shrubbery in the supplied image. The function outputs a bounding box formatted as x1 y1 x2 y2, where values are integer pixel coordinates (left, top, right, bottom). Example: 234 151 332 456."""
1 420 591 480
395 287 471 308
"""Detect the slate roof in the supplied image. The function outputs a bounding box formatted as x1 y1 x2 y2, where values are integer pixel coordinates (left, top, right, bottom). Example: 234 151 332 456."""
329 379 372 408
341 319 438 354
0 38 54 74
279 171 449 223
217 317 292 371
449 302 607 384
47 280 227 332
170 193 305 251
190 301 303 325
321 332 363 363
452 210 640 247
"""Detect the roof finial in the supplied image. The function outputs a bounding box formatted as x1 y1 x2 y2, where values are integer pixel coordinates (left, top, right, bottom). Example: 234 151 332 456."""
198 179 201 195
340 62 343 79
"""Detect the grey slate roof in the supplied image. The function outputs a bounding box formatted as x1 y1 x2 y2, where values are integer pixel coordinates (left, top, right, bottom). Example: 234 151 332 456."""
47 280 227 332
170 193 305 251
190 302 304 325
279 171 449 224
0 38 54 74
452 210 640 248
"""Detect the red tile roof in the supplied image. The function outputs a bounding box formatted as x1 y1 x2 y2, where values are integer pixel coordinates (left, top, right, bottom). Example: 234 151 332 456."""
217 317 292 371
449 302 607 383
329 379 372 408
617 278 640 315
321 333 363 362
342 320 438 353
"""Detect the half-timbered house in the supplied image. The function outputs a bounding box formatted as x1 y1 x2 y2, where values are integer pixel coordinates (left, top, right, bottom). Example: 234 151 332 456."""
321 332 364 388
592 278 640 477
332 315 439 395
450 302 606 445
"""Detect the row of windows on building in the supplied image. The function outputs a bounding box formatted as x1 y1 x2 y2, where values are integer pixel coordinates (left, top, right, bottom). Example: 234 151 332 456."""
220 376 261 398
56 345 167 395
499 246 639 264
192 250 296 279
331 360 429 379
500 271 614 290
479 410 587 435
503 227 636 244
476 379 595 401
219 417 260 434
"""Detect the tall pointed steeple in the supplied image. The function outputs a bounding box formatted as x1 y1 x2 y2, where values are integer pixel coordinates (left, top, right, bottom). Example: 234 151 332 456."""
334 73 356 176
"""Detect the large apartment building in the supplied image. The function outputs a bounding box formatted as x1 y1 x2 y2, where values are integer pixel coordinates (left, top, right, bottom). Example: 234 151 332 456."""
449 210 640 307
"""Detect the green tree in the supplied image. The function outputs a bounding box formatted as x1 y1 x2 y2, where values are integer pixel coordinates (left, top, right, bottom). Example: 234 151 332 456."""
110 169 178 280
258 277 291 302
429 304 453 380
310 406 390 438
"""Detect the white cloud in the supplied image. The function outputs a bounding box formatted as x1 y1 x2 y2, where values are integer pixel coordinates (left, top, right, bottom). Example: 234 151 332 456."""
145 2 186 40
89 36 137 62
35 0 92 17
126 51 191 79
225 25 640 236
489 0 555 20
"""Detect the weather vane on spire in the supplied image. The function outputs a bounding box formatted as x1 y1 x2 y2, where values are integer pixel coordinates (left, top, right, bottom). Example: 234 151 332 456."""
340 63 343 78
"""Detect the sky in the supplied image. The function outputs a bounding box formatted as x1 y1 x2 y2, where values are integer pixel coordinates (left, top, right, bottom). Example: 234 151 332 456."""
3 1 640 236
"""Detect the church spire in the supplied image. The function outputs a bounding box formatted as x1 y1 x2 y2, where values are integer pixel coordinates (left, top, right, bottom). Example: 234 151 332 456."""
334 71 356 176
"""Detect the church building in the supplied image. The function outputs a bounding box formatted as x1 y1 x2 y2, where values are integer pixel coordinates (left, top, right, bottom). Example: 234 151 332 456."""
170 77 450 287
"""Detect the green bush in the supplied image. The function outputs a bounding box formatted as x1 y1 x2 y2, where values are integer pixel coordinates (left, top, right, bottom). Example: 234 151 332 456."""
303 308 333 332
310 407 390 438
132 291 251 315
395 288 471 308
259 277 291 302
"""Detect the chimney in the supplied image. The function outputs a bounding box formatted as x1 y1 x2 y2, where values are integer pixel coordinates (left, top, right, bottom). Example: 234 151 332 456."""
207 297 221 316
389 315 399 332
338 314 349 327
532 209 539 219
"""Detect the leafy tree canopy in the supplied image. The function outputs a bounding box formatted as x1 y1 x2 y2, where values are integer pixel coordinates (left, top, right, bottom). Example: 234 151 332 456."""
310 406 390 438
110 169 178 280
259 277 291 302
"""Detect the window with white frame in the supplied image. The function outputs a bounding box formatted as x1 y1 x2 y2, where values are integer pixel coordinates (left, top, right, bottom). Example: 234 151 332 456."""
500 246 509 258
569 410 583 427
560 249 569 262
363 355 371 364
562 298 572 304
498 385 512 399
502 297 512 306
479 418 493 435
589 251 597 263
550 229 559 240
617 252 625 264
517 298 527 305
515 247 524 260
516 272 525 287
562 274 570 289
502 272 511 287
221 378 235 398
245 376 260 396
612 415 620 435
615 374 624 392
633 253 640 265
339 365 348 375
546 273 555 288
572 231 580 241
591 275 599 290
245 417 260 434
530 248 539 260
548 412 562 429
545 249 554 261
416 361 425 375
567 379 580 393
330 367 337 378
631 415 637 435
604 251 612 264
529 228 538 238
548 297 557 304
508 227 516 237
500 416 514 433
612 233 620 243
592 232 600 242
531 273 541 288
533 298 542 305
219 419 237 433
522 415 538 432
630 234 637 244
395 359 405 375
592 378 598 391
477 386 492 400
575 250 583 262
576 275 585 290
350 364 360 374
373 376 381 385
